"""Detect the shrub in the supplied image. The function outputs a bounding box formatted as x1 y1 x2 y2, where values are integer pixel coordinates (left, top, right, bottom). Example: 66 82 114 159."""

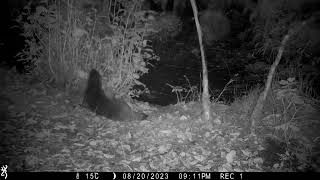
15 0 158 97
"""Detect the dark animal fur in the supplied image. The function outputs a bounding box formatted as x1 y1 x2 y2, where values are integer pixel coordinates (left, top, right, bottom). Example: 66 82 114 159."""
83 69 147 121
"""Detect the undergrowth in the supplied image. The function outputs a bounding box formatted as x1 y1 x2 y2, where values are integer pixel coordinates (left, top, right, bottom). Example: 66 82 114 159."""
230 76 320 171
15 0 158 98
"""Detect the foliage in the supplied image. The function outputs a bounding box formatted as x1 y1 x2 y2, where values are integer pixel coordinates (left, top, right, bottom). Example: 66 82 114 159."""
144 12 183 42
15 0 158 97
229 86 261 126
166 75 200 104
250 0 319 61
229 76 319 171
248 0 320 99
276 57 320 98
214 74 238 103
259 78 320 171
250 0 293 58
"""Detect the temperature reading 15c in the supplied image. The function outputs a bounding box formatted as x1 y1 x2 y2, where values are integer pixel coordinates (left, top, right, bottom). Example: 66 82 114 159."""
85 172 99 180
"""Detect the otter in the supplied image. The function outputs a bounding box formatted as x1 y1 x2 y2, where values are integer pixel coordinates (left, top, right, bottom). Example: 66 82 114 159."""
83 69 147 121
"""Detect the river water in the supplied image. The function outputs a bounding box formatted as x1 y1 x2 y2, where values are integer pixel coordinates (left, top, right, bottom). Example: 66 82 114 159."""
136 26 250 106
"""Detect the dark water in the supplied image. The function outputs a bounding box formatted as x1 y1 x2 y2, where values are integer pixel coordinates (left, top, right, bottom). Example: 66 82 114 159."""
136 23 248 106
137 61 234 106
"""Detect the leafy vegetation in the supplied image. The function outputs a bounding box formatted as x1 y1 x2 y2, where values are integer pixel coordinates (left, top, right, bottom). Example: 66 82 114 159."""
228 77 320 171
248 0 320 98
15 0 158 97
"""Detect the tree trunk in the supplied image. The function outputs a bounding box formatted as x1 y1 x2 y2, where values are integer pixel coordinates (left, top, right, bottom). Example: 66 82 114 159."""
250 22 306 134
189 0 211 122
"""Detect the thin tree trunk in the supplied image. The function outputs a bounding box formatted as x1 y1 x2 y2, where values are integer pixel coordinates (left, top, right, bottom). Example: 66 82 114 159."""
189 0 211 122
250 22 306 134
